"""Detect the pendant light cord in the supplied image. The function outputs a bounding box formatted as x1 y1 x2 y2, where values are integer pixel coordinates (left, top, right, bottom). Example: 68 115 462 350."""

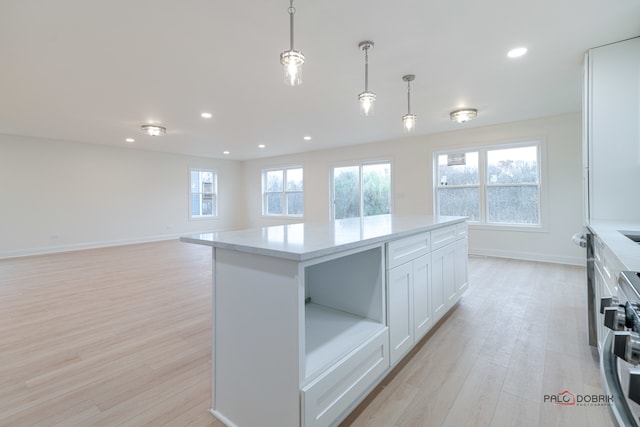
289 0 295 50
364 47 369 91
407 80 411 114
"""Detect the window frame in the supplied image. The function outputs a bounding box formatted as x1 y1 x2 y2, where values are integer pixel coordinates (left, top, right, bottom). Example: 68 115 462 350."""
261 166 304 218
434 140 546 231
330 159 393 220
189 168 218 220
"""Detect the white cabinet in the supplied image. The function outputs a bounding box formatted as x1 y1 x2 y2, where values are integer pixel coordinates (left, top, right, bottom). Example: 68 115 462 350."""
302 246 389 426
387 224 468 367
432 224 468 322
585 36 640 221
432 242 455 321
183 216 468 427
454 225 469 300
387 252 433 366
388 260 414 364
413 254 433 341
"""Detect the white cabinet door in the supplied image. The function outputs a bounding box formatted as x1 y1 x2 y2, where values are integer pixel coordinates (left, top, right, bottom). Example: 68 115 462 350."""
454 238 468 300
387 262 414 365
431 246 447 322
587 37 640 220
432 243 456 317
413 254 432 341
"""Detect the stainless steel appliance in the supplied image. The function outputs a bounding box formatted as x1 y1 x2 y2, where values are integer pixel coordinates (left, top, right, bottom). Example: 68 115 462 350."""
601 271 640 426
587 231 597 347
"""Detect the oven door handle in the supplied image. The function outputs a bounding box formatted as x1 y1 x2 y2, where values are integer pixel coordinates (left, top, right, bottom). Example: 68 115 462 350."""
601 330 639 427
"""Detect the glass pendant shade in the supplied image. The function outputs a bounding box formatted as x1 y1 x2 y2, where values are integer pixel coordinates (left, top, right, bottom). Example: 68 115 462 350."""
281 50 304 86
281 0 303 86
403 114 416 133
402 74 416 133
359 91 376 116
358 41 375 116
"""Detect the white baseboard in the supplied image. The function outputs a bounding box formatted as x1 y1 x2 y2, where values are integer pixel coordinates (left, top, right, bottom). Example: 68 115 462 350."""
3 236 587 267
469 247 586 266
0 232 193 259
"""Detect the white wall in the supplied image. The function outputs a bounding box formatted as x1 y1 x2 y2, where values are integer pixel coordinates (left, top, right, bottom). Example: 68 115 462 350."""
242 113 585 265
0 134 244 258
1 113 585 264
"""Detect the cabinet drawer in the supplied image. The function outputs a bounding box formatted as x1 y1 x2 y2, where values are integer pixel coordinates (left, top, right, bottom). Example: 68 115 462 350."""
301 329 388 427
431 225 457 251
387 232 430 269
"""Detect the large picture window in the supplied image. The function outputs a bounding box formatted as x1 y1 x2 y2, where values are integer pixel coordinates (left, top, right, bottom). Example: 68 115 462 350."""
262 167 304 216
435 142 541 226
332 161 391 220
190 169 217 219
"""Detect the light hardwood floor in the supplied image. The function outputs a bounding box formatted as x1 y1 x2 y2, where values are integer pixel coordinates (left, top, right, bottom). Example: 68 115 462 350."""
0 240 613 426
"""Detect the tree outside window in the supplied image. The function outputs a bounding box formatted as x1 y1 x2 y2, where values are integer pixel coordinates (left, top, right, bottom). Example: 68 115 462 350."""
263 167 303 216
436 143 541 226
333 162 391 220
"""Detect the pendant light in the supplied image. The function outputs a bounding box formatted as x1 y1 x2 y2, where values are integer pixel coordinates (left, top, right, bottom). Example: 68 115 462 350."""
358 41 376 116
280 0 304 86
402 74 416 133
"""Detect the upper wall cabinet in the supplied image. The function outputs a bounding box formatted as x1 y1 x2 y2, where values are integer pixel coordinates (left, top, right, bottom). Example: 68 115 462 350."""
585 37 640 221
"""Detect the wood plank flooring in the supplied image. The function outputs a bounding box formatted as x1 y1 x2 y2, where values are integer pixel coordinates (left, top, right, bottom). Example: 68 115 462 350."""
0 241 613 426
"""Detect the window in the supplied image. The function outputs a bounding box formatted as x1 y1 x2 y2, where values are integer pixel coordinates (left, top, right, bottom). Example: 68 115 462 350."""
435 142 541 226
190 169 217 219
332 161 391 219
262 167 303 216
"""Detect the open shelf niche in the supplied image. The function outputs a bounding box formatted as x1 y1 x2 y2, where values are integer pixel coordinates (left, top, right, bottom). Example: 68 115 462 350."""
303 246 386 382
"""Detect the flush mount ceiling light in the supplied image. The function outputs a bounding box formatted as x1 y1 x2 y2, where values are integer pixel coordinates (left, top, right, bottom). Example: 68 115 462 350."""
450 109 478 123
402 74 416 133
141 124 166 136
280 0 304 86
358 41 376 116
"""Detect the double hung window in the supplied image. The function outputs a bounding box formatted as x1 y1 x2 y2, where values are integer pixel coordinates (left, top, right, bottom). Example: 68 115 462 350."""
262 167 304 216
190 169 217 219
435 142 541 226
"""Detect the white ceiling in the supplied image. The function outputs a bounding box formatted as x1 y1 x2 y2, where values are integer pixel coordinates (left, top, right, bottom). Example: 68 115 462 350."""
1 1 639 160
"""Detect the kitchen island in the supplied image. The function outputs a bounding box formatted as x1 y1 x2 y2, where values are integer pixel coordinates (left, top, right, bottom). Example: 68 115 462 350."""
181 214 468 427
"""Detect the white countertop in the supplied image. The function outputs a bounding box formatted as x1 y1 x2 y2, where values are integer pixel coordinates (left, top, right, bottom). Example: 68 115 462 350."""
181 214 467 261
588 220 640 271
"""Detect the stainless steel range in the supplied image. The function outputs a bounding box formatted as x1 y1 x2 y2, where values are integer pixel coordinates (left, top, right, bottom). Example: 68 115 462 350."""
601 271 640 426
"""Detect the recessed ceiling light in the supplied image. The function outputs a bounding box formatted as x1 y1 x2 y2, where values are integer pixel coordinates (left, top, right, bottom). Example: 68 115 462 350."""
258 144 266 149
223 151 230 155
507 47 528 58
304 136 311 141
201 112 213 118
125 138 135 143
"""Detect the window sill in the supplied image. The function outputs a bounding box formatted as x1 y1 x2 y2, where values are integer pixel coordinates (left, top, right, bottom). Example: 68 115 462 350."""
261 215 305 220
189 216 219 222
468 223 547 233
